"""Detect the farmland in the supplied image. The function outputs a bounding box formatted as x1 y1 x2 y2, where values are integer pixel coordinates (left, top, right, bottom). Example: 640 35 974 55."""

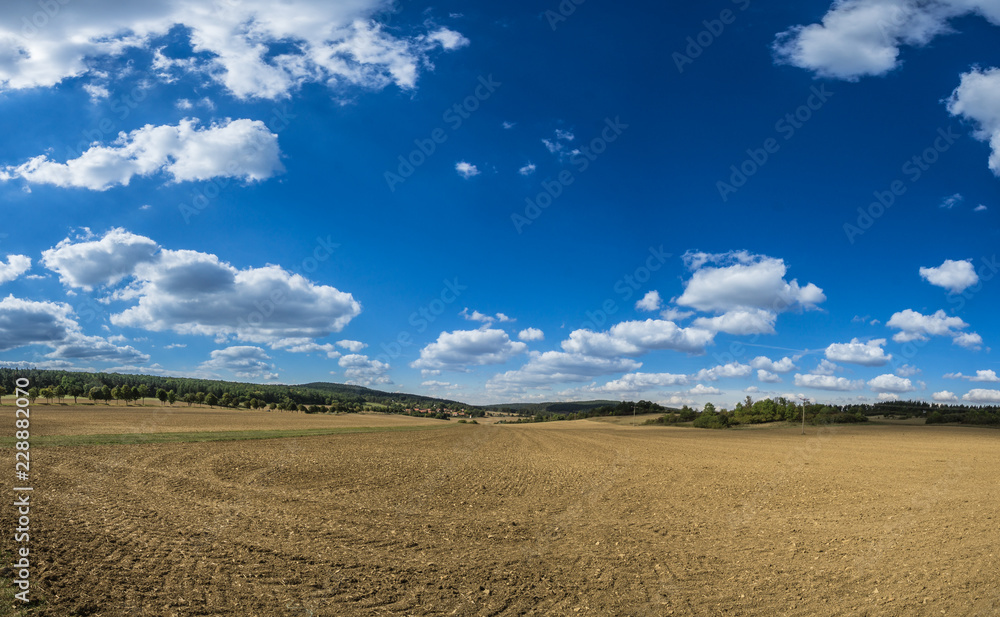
3 405 999 616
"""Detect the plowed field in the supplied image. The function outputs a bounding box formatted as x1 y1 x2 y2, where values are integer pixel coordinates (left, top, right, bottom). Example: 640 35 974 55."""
4 412 999 616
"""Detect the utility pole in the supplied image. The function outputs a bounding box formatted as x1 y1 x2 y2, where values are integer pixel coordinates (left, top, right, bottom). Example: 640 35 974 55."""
632 401 636 426
800 396 808 435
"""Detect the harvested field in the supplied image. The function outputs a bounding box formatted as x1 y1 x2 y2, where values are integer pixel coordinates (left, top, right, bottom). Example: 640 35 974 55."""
4 417 1000 616
18 404 446 436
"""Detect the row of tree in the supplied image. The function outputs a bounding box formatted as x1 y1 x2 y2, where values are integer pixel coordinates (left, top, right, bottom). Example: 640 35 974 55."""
0 368 463 412
685 397 1000 429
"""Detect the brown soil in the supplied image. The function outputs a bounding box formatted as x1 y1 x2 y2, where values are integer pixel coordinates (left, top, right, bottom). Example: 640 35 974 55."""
4 420 999 616
21 405 445 436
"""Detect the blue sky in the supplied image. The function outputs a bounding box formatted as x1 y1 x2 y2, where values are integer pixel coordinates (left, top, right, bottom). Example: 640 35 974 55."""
1 0 999 407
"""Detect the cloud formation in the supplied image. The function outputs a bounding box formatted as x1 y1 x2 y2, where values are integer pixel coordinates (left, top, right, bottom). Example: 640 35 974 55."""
919 259 979 294
773 1 1000 81
1 119 283 190
0 1 467 99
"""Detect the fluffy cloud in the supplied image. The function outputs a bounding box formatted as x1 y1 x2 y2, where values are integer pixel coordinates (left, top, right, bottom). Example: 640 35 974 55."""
635 290 662 312
487 352 641 392
947 67 1000 175
692 308 777 335
693 362 752 381
952 332 984 350
0 296 78 352
750 355 797 373
272 339 341 359
41 228 159 290
588 372 690 394
676 251 825 314
887 309 980 348
336 340 367 353
0 255 31 284
825 338 891 366
757 369 782 383
561 319 715 357
689 384 722 396
0 1 466 99
1 119 282 190
867 373 916 393
411 329 527 371
794 373 864 391
919 259 979 294
455 162 480 179
518 327 545 342
0 295 147 364
200 346 277 380
43 229 361 345
945 369 1000 382
518 163 537 176
932 390 959 402
459 308 513 325
963 388 1000 403
339 354 392 387
812 359 840 376
773 1 1000 81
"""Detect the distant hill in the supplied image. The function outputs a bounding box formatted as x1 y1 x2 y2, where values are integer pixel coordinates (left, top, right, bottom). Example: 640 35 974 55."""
479 400 623 414
297 382 463 406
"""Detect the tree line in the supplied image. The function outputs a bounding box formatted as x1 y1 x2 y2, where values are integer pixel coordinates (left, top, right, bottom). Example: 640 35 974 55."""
0 368 462 412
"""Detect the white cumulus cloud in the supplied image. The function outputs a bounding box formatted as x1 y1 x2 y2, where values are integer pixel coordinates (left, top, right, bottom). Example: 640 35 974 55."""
561 319 715 357
518 327 545 342
199 346 277 380
411 328 526 371
0 255 32 284
932 390 959 402
635 290 662 312
947 67 1000 175
794 373 864 391
339 354 392 387
919 259 979 294
867 373 916 393
773 1 1000 81
825 338 892 366
676 251 825 314
963 388 1000 403
887 309 979 349
1 119 283 190
455 161 480 179
0 1 467 99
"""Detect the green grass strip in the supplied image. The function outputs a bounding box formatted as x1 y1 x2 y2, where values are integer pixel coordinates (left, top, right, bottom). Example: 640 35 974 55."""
0 423 455 448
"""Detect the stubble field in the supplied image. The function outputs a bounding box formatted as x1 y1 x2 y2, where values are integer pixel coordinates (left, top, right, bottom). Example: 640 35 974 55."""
3 406 999 616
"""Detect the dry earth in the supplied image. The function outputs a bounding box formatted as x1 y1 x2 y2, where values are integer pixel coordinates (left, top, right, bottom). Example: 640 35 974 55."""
21 405 445 436
3 412 999 616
